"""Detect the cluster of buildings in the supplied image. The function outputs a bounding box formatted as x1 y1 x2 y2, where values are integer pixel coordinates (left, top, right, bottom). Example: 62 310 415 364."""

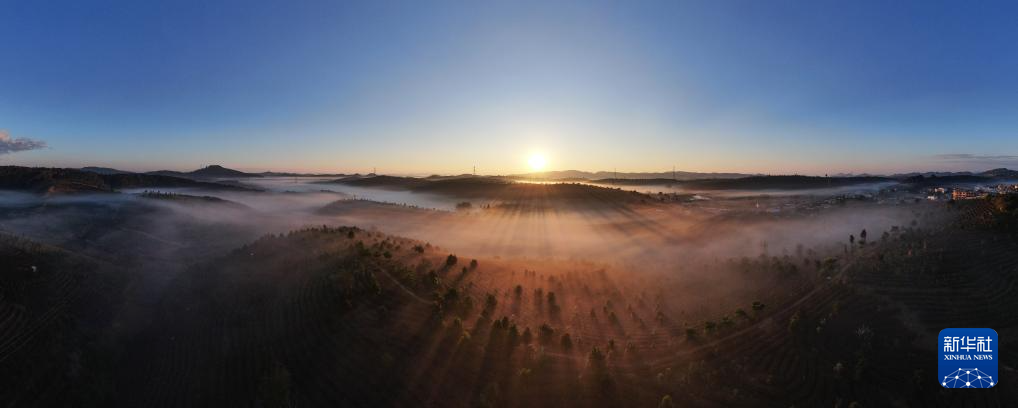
925 184 1018 201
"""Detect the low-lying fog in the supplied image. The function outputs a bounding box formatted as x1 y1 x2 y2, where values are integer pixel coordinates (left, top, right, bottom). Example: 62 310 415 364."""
0 177 937 278
243 176 462 210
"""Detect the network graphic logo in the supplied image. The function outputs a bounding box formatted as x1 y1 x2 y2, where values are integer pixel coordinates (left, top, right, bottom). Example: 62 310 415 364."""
938 328 997 388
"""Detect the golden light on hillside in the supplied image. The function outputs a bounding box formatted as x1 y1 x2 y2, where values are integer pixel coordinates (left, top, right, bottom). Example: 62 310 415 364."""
527 153 547 171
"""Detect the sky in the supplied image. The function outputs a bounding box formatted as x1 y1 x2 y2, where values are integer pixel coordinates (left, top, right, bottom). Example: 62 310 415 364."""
2 0 1018 175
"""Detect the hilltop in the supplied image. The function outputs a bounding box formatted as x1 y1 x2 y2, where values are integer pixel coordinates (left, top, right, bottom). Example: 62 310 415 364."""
148 164 262 179
81 166 133 175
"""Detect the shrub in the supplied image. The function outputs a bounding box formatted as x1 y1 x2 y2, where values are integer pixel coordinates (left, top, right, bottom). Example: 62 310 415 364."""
788 311 801 333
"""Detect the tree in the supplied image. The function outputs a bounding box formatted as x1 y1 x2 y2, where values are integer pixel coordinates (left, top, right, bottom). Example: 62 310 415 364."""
446 254 458 266
560 333 573 350
522 327 533 345
587 346 607 370
508 324 520 348
470 259 479 269
257 361 293 408
460 295 474 317
456 201 473 211
514 285 523 298
538 323 555 344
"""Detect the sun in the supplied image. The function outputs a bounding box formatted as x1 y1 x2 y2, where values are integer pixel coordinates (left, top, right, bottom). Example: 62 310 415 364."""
527 153 547 171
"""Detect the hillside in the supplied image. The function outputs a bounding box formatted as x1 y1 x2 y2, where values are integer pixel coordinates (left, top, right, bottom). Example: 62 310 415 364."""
675 175 894 190
330 174 431 189
0 234 128 406
0 166 256 194
901 174 996 187
137 191 252 210
81 166 133 175
3 196 1018 406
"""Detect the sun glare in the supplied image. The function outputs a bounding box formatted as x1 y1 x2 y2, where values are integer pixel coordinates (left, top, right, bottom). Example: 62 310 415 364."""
527 153 547 171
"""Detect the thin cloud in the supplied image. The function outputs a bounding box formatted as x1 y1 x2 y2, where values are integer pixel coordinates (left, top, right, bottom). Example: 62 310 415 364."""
0 130 47 154
932 153 1018 170
934 153 1018 161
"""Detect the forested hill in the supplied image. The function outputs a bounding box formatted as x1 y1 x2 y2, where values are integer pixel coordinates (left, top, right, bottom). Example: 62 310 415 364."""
0 166 257 194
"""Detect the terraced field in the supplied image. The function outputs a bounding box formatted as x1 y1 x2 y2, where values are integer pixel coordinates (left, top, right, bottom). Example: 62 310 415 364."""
0 234 128 406
3 195 1018 407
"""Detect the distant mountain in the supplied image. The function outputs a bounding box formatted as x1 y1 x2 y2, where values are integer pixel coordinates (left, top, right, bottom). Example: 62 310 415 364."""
894 168 1018 187
979 168 1018 178
80 166 133 175
145 165 261 180
890 171 975 179
188 165 261 178
510 169 754 181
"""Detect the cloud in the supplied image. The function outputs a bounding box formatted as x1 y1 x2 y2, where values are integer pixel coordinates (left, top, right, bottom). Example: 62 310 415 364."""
934 153 1018 161
0 130 47 154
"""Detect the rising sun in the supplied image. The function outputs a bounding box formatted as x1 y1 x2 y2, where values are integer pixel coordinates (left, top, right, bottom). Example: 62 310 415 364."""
527 153 547 171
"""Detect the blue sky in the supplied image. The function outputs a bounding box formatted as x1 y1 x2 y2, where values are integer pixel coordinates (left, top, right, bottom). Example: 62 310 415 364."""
2 0 1017 174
